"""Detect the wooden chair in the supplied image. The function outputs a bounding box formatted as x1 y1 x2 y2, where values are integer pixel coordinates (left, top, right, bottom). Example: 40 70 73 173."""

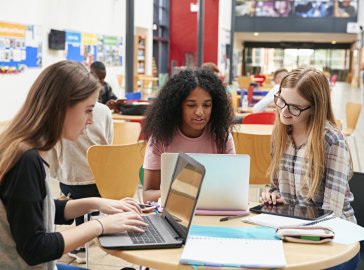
242 112 276 124
87 142 146 200
229 90 239 113
237 76 251 89
342 102 362 171
112 120 141 145
233 131 272 186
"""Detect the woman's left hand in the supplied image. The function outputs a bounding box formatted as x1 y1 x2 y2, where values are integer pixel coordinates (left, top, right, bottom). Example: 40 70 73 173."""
98 197 142 214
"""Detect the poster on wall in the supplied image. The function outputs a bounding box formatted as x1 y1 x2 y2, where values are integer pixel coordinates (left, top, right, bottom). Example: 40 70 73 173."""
66 30 122 67
0 21 42 74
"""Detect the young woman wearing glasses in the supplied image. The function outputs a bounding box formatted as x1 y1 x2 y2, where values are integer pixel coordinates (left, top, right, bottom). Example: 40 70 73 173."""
260 66 360 270
260 67 355 223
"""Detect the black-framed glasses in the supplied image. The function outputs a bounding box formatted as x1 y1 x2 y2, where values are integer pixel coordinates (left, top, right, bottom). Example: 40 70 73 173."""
274 94 311 117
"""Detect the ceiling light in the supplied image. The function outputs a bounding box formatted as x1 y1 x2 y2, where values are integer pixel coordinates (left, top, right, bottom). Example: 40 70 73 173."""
254 32 259 36
331 40 337 44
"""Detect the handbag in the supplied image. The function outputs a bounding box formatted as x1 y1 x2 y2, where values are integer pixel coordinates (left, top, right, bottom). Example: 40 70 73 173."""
119 100 150 115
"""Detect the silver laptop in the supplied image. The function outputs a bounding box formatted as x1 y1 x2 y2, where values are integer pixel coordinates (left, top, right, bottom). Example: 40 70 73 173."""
161 153 250 211
98 153 206 249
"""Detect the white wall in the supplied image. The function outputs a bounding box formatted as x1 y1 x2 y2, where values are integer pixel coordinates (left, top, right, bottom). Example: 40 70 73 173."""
0 0 153 121
218 0 232 80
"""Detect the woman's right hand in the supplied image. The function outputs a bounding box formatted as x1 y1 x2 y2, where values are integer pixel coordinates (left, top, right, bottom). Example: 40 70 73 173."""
99 212 148 235
259 191 285 205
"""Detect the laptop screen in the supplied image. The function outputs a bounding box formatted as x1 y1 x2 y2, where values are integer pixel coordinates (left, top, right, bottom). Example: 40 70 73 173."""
162 153 205 241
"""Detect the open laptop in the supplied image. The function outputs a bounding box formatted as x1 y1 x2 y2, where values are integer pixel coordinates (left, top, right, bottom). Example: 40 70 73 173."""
161 153 250 211
98 153 206 249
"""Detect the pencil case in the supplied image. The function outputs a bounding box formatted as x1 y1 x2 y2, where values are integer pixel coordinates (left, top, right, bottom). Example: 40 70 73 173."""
276 226 334 244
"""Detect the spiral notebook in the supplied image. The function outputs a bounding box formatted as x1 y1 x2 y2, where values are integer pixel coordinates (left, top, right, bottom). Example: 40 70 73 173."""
180 236 287 268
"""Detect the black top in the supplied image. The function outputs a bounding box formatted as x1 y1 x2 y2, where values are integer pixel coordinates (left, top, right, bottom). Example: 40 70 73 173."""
99 81 117 104
0 149 73 266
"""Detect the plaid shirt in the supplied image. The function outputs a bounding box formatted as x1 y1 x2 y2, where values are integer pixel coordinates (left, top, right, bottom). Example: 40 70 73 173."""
270 122 356 222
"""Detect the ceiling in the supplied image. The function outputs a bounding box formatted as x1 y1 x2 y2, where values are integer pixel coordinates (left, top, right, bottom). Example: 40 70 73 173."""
235 32 358 45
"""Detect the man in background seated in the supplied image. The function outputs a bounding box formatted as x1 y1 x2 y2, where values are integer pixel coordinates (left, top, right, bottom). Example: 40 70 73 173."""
91 61 118 106
252 68 288 113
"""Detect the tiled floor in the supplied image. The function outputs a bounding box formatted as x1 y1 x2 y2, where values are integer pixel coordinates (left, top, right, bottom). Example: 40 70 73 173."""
53 81 364 269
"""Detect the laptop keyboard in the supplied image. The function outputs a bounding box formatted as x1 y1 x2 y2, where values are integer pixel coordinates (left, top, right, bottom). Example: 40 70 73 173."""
127 216 166 244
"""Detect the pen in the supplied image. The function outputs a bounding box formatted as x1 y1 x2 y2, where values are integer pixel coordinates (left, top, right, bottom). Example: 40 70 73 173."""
219 212 249 222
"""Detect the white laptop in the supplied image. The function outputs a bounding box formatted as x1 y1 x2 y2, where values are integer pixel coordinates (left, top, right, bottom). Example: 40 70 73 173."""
161 153 250 211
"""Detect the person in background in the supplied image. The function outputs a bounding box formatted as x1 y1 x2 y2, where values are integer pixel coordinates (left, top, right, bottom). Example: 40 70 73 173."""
90 61 118 106
201 62 220 77
252 68 288 113
48 101 113 264
142 69 235 203
335 0 356 17
0 60 146 270
260 66 359 269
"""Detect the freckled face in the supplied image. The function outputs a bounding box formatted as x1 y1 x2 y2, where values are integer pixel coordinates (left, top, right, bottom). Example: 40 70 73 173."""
62 90 99 141
180 87 212 138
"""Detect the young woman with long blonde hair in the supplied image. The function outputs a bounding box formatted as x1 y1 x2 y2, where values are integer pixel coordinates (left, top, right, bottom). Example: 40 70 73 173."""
261 67 355 223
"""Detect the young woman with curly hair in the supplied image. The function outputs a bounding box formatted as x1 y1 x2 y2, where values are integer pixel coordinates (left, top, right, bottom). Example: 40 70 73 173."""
142 69 236 203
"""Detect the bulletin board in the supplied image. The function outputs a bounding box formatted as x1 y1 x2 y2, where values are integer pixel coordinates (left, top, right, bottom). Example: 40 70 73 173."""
0 21 42 74
66 30 123 67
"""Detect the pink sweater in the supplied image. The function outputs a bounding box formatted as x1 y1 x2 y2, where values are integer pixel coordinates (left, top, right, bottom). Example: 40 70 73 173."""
143 129 236 170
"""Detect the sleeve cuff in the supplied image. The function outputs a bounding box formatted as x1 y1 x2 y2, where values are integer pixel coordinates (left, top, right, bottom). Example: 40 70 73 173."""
54 199 74 225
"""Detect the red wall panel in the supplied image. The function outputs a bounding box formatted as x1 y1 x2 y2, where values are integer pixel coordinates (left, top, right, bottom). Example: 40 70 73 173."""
170 0 219 70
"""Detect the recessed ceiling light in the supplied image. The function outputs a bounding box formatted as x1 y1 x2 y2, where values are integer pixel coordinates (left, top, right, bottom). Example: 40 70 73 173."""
254 32 259 36
331 40 337 44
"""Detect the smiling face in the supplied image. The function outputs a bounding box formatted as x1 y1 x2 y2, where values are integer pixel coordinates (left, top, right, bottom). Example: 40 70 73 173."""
62 90 99 141
277 87 312 128
180 87 212 138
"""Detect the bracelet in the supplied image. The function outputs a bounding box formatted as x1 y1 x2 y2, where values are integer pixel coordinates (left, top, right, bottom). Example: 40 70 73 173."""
95 219 104 236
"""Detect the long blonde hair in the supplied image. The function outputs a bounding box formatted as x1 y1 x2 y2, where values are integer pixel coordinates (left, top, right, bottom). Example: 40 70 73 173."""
0 60 100 182
268 67 349 199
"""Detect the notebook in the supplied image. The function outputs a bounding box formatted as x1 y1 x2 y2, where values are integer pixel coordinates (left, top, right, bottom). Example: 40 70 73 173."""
243 214 364 244
180 236 286 268
98 153 206 249
161 153 250 211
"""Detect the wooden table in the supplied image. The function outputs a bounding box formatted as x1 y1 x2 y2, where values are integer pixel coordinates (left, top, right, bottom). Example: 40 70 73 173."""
101 215 359 270
112 113 145 121
233 124 273 135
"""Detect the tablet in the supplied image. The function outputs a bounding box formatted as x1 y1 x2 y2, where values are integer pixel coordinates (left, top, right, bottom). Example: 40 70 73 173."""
249 204 333 221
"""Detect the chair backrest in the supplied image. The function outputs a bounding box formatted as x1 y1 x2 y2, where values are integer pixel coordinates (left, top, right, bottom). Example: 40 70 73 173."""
233 131 271 185
112 120 141 145
349 172 364 227
346 102 361 131
242 112 276 124
237 76 251 89
253 74 266 86
87 142 146 200
229 90 239 112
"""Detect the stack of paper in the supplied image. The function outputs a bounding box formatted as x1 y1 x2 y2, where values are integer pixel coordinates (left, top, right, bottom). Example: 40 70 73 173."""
243 214 311 228
180 236 286 268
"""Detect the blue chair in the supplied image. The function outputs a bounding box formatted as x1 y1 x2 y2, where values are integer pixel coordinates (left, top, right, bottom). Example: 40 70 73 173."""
126 91 142 101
